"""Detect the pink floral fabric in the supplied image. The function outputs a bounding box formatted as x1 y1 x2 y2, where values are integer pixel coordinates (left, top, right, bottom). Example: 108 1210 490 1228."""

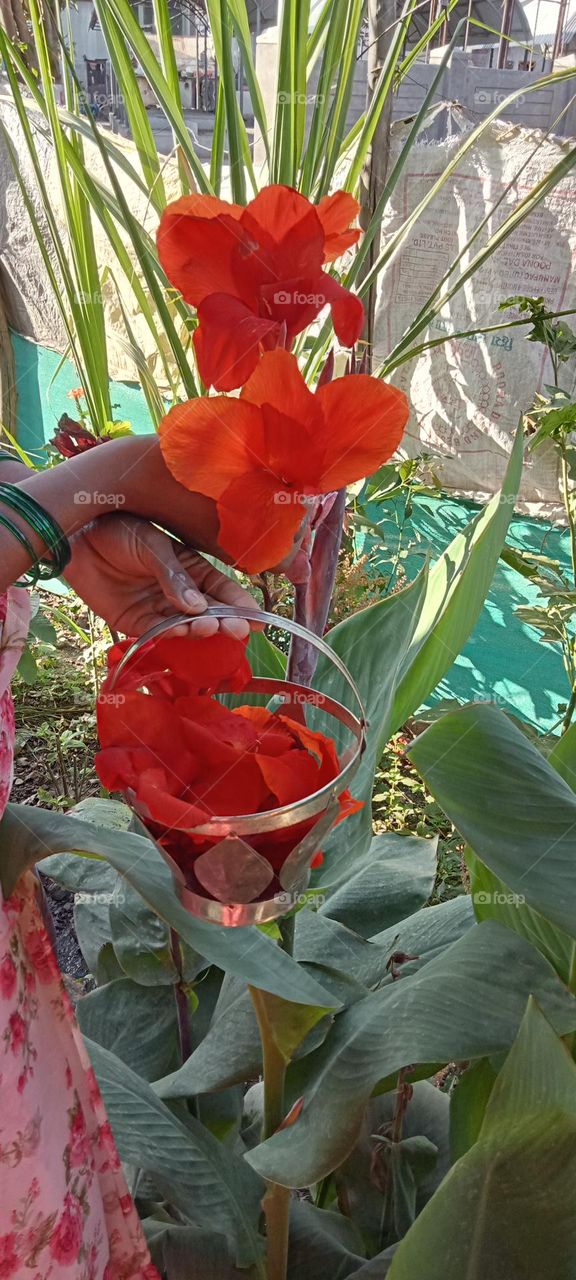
0 592 160 1280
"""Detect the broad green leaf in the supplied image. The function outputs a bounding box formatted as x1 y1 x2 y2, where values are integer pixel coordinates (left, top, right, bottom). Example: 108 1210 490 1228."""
388 1001 576 1279
389 420 524 734
294 909 388 989
78 978 180 1080
315 568 430 876
369 896 475 974
70 796 133 830
335 1082 449 1255
245 921 576 1186
286 1201 365 1280
449 1058 497 1162
249 987 331 1063
320 833 437 937
346 1249 397 1278
467 848 573 983
144 1220 251 1279
156 971 332 1101
408 704 576 940
85 1038 264 1268
74 894 116 974
547 722 576 790
109 881 179 986
293 896 475 993
156 979 263 1099
0 804 339 1008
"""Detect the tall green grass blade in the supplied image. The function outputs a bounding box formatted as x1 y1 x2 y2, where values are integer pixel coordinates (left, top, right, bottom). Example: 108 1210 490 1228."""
315 0 364 196
109 270 168 428
29 0 112 429
217 0 247 201
227 0 271 170
307 0 333 68
210 78 227 194
300 0 350 193
345 0 423 194
95 0 212 195
82 0 166 208
152 0 190 192
56 39 200 398
273 0 311 184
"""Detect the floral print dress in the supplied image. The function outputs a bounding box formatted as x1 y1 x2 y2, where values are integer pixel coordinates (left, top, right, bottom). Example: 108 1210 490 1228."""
0 590 160 1280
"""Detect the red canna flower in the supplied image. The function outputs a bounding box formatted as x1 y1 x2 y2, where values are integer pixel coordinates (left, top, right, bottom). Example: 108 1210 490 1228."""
157 185 364 390
95 633 361 898
51 414 105 459
159 348 409 574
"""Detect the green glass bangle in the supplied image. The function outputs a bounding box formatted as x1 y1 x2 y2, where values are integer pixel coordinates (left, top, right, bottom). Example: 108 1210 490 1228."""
0 512 62 585
0 511 38 563
0 483 71 577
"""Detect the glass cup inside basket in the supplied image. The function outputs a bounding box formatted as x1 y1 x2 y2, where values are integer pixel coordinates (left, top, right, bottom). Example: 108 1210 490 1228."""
108 606 367 927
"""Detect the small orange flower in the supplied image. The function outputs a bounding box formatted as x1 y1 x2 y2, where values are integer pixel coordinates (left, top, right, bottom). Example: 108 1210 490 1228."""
159 349 409 573
67 387 85 401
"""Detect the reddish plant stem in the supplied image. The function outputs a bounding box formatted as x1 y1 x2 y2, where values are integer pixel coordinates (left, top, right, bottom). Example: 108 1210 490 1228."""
286 488 346 685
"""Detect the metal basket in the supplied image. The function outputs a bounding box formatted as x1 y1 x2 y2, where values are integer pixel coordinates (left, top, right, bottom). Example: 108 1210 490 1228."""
109 606 367 926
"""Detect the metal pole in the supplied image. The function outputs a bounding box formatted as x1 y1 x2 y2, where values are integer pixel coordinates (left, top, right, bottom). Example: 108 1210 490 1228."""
553 0 569 61
425 0 438 61
497 0 515 69
463 0 473 51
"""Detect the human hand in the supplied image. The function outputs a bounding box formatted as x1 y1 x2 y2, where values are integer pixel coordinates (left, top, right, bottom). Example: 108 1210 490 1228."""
64 514 261 638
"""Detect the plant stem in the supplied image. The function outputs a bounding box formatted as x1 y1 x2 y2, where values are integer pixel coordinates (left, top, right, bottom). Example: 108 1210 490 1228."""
250 986 291 1280
169 928 192 1064
287 489 346 685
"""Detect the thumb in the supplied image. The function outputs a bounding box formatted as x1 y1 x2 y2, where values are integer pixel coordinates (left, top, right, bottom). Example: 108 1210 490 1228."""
152 541 209 616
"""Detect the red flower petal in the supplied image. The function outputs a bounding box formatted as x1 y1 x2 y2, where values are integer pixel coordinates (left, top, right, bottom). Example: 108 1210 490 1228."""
136 773 209 831
316 191 361 263
240 349 317 430
176 695 258 752
316 374 409 492
256 748 325 807
217 468 306 573
157 196 244 305
194 295 279 391
319 272 365 347
159 395 264 500
241 185 325 275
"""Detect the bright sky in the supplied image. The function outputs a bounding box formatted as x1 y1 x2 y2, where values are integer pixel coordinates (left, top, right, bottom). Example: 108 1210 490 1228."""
521 0 576 36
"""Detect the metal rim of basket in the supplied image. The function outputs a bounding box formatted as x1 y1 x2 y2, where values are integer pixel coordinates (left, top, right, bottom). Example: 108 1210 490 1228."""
109 606 368 838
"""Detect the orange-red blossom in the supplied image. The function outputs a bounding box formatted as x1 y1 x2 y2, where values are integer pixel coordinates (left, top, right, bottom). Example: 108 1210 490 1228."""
159 349 409 574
